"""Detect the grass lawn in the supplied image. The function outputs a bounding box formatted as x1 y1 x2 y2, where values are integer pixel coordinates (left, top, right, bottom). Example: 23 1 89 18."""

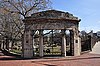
10 49 22 55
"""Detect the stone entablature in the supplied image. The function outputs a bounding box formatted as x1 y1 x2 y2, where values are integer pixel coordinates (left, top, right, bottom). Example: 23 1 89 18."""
23 10 80 30
30 10 78 20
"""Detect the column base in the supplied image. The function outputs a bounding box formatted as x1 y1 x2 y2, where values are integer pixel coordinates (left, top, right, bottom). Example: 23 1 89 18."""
62 53 66 57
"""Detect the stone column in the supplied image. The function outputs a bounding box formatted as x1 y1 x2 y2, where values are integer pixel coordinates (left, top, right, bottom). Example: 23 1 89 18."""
32 30 35 56
0 40 3 50
61 30 66 57
90 31 93 51
22 30 33 58
2 40 5 50
70 29 81 56
39 30 44 57
70 30 74 56
5 38 9 50
0 41 1 50
74 30 81 56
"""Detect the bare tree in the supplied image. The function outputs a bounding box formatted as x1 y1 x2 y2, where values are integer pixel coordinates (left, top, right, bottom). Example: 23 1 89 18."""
0 0 51 50
0 0 51 18
0 0 51 36
0 9 24 50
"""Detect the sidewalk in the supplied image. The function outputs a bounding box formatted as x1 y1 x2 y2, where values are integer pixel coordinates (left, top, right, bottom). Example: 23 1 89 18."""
90 41 100 54
0 53 100 66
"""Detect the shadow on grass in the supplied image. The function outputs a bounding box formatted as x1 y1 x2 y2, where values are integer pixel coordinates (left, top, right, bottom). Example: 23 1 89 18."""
0 49 45 60
0 49 23 60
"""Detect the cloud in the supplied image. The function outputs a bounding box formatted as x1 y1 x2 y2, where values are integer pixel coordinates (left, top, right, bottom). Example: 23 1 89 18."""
97 21 100 23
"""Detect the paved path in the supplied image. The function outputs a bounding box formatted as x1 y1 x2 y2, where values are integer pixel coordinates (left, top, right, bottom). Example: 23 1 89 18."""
90 41 100 54
1 42 100 66
0 53 100 66
0 50 4 56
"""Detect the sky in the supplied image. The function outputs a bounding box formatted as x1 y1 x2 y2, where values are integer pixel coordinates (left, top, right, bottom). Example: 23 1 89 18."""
51 0 100 33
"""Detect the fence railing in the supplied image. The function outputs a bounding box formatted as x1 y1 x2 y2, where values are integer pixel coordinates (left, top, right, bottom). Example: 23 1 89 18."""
81 31 98 53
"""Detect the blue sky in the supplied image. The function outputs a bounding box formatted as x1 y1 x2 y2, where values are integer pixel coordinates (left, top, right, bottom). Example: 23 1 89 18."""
51 0 100 32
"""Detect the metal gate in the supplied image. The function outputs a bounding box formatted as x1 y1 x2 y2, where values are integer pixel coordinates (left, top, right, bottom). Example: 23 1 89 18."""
43 30 62 56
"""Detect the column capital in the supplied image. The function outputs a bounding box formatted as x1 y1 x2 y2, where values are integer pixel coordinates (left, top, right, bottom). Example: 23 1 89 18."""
61 29 66 36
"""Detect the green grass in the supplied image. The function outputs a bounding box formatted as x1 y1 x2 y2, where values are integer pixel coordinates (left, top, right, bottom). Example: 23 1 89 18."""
10 49 22 55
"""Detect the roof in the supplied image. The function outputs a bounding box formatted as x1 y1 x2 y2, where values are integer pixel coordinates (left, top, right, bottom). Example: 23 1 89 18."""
24 10 81 22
